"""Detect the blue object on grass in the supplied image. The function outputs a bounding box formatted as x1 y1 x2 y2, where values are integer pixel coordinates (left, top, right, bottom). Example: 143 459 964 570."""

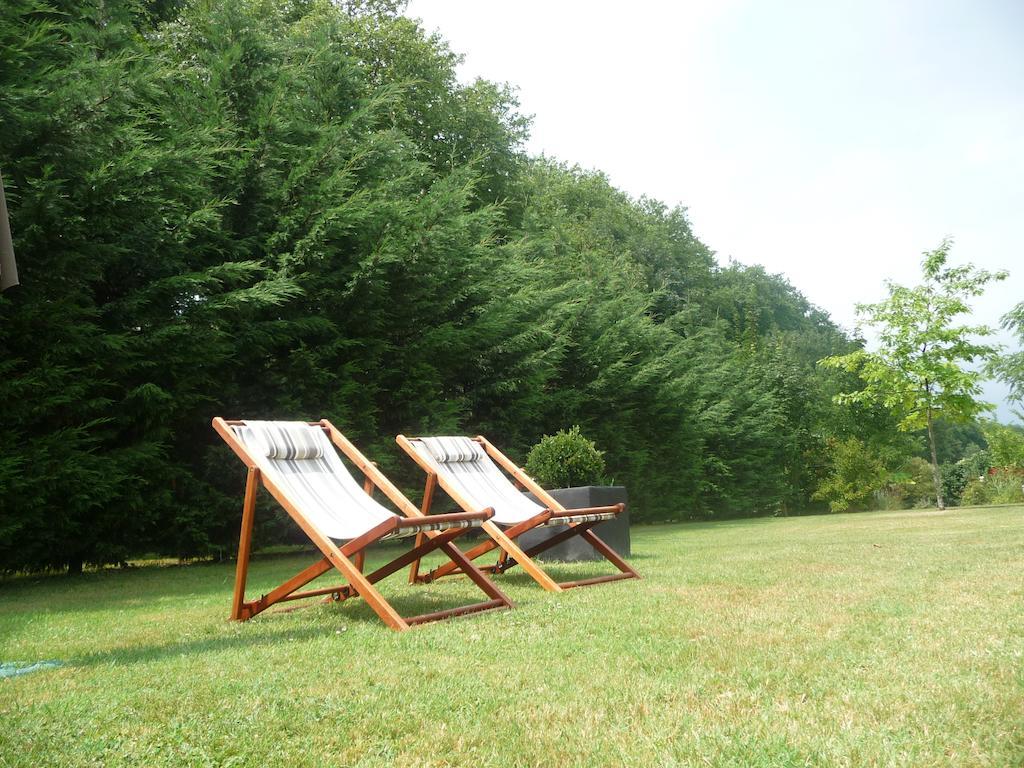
0 660 63 679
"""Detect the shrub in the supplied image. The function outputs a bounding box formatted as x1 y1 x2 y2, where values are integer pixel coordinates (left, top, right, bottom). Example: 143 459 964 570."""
813 437 888 512
960 448 993 478
879 457 936 509
944 448 992 506
941 462 969 507
960 468 1024 507
525 426 606 488
980 421 1024 468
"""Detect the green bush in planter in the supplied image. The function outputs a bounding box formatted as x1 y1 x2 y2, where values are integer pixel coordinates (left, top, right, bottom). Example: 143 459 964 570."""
525 426 606 489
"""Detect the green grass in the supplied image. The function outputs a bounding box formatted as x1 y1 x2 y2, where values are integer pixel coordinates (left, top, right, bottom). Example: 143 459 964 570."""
2 505 1022 767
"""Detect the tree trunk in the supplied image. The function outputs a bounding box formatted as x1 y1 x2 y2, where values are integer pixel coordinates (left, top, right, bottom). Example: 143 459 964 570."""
66 557 83 576
925 408 945 510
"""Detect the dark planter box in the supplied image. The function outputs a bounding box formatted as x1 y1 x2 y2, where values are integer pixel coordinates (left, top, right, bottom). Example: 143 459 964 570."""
518 486 630 562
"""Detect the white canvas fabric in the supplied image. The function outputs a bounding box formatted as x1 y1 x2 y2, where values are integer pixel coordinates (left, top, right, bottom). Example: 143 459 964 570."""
412 439 546 525
233 421 396 540
0 170 17 292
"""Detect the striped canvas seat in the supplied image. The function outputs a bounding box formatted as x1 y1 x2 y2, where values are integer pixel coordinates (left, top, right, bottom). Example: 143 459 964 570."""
544 512 618 526
414 436 545 526
234 422 481 541
413 436 617 528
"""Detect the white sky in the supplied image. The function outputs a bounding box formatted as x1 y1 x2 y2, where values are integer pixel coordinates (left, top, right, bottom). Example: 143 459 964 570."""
406 0 1024 421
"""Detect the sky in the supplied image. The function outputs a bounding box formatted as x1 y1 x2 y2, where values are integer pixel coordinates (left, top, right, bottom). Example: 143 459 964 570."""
406 0 1024 422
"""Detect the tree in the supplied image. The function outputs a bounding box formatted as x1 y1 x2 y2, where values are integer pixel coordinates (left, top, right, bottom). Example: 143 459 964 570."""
991 301 1024 415
812 437 889 512
819 240 1007 509
0 0 301 572
1 0 876 572
979 420 1024 469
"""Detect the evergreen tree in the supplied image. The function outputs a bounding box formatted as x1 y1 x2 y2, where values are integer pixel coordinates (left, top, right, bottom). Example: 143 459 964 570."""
0 0 875 572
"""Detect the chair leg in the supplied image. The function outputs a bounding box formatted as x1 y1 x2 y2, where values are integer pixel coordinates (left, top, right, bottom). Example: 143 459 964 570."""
437 540 512 604
502 522 639 587
420 515 563 592
231 467 260 621
234 526 514 630
339 526 469 592
326 547 410 630
408 473 437 584
421 536 500 581
481 521 562 592
407 532 425 583
234 530 513 630
334 527 514 621
242 557 334 618
272 514 412 631
519 519 602 559
580 528 640 579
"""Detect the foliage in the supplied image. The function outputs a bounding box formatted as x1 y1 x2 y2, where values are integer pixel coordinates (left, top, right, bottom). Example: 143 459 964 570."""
819 240 1007 509
991 300 1024 412
812 437 889 512
0 0 299 571
938 447 991 507
0 0 925 571
960 469 1024 507
881 457 937 509
915 418 987 465
958 447 993 479
525 426 606 488
941 463 970 507
979 420 1024 468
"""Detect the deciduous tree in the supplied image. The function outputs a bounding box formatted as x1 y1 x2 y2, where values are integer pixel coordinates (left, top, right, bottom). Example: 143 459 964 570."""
819 240 1007 509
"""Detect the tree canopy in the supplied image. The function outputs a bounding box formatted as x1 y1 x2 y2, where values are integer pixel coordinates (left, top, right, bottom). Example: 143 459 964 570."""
992 301 1024 416
819 240 1007 508
0 0 1015 573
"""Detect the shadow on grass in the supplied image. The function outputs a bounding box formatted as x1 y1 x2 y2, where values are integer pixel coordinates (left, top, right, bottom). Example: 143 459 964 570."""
1 543 644 627
66 623 336 670
0 543 437 615
52 575 530 672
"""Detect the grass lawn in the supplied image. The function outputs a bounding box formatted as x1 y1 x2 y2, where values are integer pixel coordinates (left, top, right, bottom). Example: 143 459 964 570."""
1 505 1022 767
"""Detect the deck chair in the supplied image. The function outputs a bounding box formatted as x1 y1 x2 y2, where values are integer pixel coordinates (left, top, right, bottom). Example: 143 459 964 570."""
213 419 513 630
396 434 640 592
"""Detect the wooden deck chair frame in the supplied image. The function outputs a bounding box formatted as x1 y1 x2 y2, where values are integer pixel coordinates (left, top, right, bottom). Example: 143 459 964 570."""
213 418 513 631
396 434 640 592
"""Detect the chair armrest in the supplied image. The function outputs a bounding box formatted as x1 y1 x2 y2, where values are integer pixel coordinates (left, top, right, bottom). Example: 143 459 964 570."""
394 509 494 529
548 503 624 519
